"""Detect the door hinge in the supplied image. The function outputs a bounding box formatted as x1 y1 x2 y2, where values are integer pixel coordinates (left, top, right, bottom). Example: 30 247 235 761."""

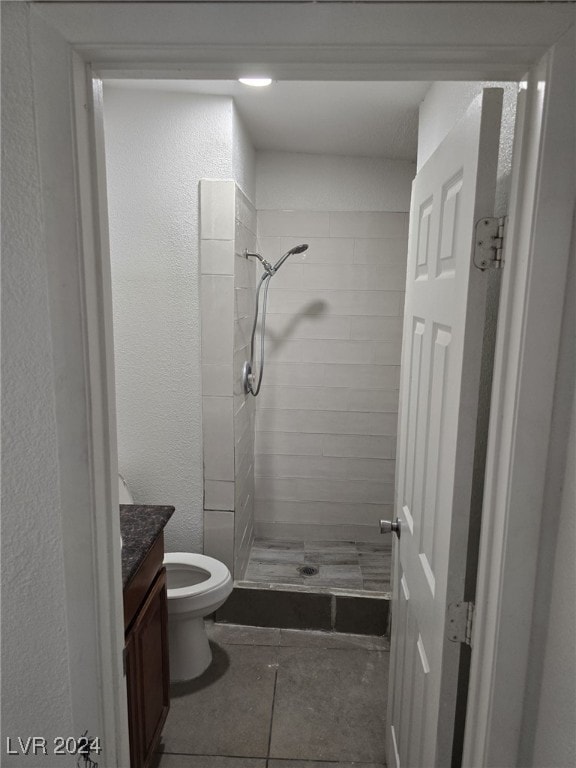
447 601 475 647
474 217 506 271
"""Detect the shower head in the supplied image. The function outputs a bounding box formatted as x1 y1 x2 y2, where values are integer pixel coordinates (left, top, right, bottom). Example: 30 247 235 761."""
272 243 309 273
286 243 309 256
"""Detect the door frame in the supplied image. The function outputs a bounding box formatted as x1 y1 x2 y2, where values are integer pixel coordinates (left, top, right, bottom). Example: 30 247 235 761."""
462 31 574 767
26 3 574 765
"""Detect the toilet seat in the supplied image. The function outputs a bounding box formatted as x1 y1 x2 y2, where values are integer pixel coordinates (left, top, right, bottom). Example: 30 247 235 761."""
163 552 233 615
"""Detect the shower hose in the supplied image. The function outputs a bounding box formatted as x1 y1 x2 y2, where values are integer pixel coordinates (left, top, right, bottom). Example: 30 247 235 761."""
244 243 309 397
245 270 272 397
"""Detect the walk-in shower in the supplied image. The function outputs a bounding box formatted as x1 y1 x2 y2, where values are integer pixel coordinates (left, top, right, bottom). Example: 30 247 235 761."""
242 243 309 396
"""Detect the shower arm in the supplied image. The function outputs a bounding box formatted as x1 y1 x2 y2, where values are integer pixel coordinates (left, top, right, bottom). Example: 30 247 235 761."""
244 249 273 275
245 242 309 275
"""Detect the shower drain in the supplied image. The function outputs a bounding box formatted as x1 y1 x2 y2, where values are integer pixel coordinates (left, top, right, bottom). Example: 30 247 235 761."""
298 565 319 577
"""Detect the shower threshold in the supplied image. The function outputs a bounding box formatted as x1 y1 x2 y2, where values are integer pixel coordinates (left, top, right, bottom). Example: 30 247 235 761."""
214 538 392 636
215 581 390 636
236 577 391 599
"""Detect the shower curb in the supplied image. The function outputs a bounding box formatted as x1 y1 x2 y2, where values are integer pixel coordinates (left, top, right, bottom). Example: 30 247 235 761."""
214 582 389 636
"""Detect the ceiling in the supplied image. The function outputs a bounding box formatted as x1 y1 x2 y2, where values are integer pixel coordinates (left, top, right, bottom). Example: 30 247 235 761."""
107 79 430 160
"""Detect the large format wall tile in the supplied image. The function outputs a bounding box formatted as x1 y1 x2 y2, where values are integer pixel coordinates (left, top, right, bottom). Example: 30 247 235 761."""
255 209 408 540
232 187 257 577
203 397 235 481
255 454 396 482
258 210 330 238
200 180 236 240
329 210 409 239
253 499 392 526
201 275 234 365
201 239 235 275
204 509 234 571
200 182 257 576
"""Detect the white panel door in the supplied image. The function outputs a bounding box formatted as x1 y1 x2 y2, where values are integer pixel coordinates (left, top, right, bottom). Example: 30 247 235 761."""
386 89 503 768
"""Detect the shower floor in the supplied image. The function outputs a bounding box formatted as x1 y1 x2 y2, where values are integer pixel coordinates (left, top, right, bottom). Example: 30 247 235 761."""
241 538 392 594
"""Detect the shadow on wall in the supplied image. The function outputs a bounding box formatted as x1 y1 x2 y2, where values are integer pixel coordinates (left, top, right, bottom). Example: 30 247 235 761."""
259 300 328 355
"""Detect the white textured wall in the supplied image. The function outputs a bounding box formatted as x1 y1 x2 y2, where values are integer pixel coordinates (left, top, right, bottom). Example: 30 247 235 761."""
256 151 415 213
233 103 256 203
527 221 576 768
532 388 576 766
103 86 238 552
1 4 74 761
417 81 517 216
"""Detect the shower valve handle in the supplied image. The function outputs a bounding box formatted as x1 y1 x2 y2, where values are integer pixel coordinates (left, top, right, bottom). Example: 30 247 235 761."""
380 518 401 539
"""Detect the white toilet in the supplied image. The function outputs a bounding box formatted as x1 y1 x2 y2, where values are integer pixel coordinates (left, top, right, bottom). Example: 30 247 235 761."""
117 475 233 681
163 552 233 681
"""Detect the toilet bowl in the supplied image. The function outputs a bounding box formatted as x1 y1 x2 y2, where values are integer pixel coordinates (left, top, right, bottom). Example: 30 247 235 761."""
164 552 233 681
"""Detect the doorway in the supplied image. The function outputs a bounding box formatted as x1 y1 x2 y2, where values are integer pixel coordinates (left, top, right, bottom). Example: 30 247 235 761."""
101 78 426 589
6 4 572 766
101 77 514 588
104 73 515 758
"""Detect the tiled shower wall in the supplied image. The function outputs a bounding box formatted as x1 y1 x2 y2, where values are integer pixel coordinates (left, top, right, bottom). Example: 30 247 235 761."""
254 210 409 541
233 190 257 577
200 180 257 577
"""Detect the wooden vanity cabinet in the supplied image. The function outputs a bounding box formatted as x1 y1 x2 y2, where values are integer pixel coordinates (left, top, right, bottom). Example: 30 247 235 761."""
124 534 170 768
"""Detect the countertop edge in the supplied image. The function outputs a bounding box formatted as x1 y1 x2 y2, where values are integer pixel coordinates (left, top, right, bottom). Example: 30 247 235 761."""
120 504 175 588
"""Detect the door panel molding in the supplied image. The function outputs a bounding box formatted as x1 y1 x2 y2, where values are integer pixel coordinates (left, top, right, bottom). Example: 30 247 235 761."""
387 88 504 767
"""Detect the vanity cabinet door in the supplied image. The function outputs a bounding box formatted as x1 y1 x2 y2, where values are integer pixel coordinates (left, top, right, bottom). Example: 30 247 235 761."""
126 567 170 768
125 630 141 768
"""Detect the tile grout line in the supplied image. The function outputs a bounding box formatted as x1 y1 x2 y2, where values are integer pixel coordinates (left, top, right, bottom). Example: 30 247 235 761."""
266 759 371 765
215 643 388 652
160 749 386 766
266 662 280 761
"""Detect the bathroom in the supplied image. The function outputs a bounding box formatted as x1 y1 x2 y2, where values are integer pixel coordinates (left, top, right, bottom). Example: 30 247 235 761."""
104 81 424 579
4 0 575 765
102 77 515 766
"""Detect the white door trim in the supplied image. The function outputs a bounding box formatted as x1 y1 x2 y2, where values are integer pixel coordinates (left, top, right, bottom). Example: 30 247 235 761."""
32 1 575 82
70 58 131 766
26 4 574 766
462 30 575 767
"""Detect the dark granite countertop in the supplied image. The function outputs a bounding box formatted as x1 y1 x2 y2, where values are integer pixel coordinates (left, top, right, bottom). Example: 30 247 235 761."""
120 504 175 588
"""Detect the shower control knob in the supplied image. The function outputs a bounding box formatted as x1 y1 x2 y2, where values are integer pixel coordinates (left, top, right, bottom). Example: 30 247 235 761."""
380 518 401 539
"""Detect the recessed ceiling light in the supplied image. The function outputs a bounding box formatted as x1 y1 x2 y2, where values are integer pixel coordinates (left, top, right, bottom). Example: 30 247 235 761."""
238 77 272 87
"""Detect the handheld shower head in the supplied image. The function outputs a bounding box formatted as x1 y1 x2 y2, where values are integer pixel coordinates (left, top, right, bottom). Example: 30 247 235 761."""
286 243 309 256
272 243 309 273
